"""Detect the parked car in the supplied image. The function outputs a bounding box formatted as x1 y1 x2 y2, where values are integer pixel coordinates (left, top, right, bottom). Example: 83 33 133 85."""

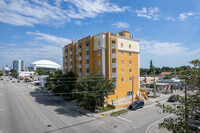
12 81 15 83
10 78 12 80
17 80 20 83
1 78 3 80
168 95 179 102
128 100 144 110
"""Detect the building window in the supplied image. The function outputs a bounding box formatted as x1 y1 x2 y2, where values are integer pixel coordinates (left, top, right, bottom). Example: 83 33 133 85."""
129 77 132 82
121 60 124 65
98 69 101 75
98 50 101 56
121 69 124 74
80 68 82 73
87 68 89 73
129 69 132 73
121 78 124 83
129 61 132 65
121 52 123 57
121 43 123 48
98 60 101 65
127 91 133 96
98 41 100 46
129 53 131 57
129 44 131 49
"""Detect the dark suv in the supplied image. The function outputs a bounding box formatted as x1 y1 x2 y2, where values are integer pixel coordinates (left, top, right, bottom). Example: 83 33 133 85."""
168 95 179 102
128 100 144 110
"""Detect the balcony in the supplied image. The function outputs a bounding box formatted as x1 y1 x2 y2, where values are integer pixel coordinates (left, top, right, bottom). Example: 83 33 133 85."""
111 53 117 58
65 59 67 62
65 66 68 69
78 49 82 53
78 65 82 68
70 51 72 55
86 73 90 76
112 82 117 87
86 64 89 68
112 73 117 77
85 55 90 59
111 44 116 48
112 63 117 68
79 73 82 77
70 65 72 69
85 46 89 51
78 56 82 60
65 53 68 56
70 58 72 62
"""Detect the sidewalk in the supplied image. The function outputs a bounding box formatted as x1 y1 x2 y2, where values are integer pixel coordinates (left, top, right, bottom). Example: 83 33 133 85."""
91 90 184 118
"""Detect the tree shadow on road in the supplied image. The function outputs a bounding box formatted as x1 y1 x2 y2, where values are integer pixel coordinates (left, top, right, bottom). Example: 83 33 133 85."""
29 89 93 118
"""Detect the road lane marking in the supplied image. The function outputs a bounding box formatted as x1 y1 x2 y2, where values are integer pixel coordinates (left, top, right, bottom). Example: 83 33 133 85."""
16 87 51 127
117 116 133 123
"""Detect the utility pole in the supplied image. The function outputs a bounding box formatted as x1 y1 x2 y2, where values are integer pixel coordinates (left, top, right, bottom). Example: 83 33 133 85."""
153 67 156 98
132 76 134 104
185 84 188 133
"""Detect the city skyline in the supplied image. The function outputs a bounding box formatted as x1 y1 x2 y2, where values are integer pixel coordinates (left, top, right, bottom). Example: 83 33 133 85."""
0 0 200 68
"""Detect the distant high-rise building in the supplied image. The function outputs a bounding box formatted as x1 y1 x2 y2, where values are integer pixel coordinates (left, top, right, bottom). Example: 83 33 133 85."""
13 60 25 72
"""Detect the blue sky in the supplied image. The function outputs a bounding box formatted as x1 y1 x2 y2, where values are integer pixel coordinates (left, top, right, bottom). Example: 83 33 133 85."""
0 0 200 69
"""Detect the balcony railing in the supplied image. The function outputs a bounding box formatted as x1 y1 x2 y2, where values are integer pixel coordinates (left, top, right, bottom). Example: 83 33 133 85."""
112 73 117 77
86 64 89 68
112 63 117 68
111 44 116 48
78 56 82 60
112 82 117 87
85 55 90 59
65 53 68 56
70 58 72 62
65 66 68 69
65 59 67 62
78 49 82 53
111 53 117 58
79 73 82 77
70 51 72 55
85 46 89 51
86 73 90 76
70 65 72 69
78 65 82 68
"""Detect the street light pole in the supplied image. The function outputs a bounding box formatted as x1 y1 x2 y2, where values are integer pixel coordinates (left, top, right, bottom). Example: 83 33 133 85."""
132 76 134 104
185 84 188 133
153 67 156 98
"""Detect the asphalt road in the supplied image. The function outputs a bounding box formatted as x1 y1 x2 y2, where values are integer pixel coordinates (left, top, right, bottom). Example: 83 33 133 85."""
0 76 171 133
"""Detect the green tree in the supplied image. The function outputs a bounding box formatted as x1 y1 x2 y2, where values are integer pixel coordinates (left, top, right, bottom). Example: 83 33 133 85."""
74 75 115 110
45 70 76 98
13 71 18 78
0 70 3 77
157 59 200 133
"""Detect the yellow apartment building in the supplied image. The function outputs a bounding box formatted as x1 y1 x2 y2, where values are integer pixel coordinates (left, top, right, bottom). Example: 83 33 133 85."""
63 30 142 108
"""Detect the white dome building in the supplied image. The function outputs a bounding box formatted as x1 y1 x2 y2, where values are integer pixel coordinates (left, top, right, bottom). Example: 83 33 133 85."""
29 60 62 71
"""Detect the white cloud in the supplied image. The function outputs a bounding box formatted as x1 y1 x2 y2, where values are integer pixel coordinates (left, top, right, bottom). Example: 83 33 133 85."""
0 0 129 26
0 45 62 65
140 40 188 56
112 21 130 28
187 49 200 55
135 7 161 20
134 27 142 32
66 0 129 19
0 42 17 47
178 12 194 21
26 31 71 46
166 17 176 21
74 20 83 25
